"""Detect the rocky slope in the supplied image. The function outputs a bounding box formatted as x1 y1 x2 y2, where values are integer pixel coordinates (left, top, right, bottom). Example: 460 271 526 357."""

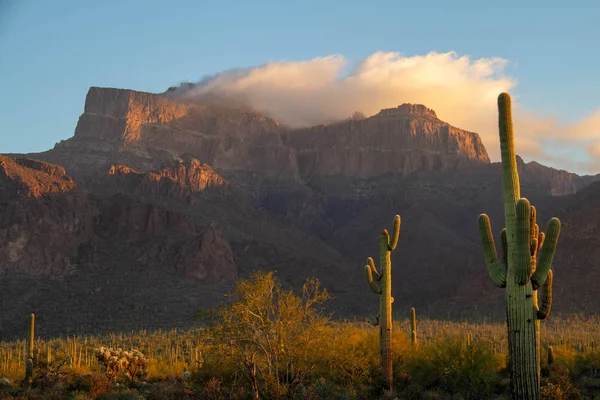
0 155 94 276
2 86 599 337
0 154 358 337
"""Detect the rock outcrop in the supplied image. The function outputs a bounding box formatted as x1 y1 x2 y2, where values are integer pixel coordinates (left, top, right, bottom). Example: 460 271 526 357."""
0 155 77 198
174 222 238 284
97 158 231 202
53 87 299 180
97 194 196 240
97 194 238 284
286 104 490 178
517 156 598 196
0 155 95 275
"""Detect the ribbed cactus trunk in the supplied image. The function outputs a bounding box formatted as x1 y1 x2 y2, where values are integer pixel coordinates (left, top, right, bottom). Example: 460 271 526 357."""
478 93 561 400
365 215 401 392
506 273 538 399
25 313 35 387
379 232 393 387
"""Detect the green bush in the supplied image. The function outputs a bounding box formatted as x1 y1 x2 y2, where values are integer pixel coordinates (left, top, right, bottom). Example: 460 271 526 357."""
404 335 503 399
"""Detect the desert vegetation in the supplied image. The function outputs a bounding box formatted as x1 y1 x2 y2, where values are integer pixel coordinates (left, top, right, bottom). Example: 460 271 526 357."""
0 93 596 399
1 271 600 399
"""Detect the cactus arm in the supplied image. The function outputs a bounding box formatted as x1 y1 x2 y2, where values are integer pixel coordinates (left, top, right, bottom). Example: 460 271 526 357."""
530 207 540 266
537 270 553 320
477 214 507 288
365 264 382 294
530 206 538 238
530 237 538 258
367 257 381 281
531 218 561 289
537 232 545 251
367 314 380 326
515 198 532 285
388 215 401 250
501 228 508 266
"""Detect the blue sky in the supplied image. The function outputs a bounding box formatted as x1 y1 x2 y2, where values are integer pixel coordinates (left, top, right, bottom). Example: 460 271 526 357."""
1 0 599 174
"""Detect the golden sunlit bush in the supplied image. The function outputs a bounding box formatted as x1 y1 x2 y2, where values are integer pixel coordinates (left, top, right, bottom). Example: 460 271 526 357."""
401 335 504 399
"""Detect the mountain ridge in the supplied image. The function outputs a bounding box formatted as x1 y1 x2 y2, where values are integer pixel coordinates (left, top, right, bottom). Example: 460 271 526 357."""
1 85 599 338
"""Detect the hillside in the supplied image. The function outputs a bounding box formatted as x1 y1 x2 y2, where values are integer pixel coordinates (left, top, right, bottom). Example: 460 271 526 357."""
1 86 599 337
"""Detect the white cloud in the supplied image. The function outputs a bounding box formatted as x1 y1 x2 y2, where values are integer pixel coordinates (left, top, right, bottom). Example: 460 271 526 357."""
174 51 600 175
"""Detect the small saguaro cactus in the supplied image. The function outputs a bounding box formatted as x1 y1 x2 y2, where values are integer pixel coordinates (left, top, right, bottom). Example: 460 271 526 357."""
547 346 555 365
25 313 35 387
365 215 401 391
477 93 561 400
410 307 417 346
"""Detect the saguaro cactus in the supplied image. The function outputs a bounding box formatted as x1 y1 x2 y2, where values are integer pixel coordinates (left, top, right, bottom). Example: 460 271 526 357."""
25 313 35 387
410 307 417 346
547 346 555 365
477 93 561 400
365 215 401 391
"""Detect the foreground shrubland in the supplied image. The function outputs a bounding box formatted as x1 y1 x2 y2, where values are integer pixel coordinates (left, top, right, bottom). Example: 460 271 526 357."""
1 271 599 399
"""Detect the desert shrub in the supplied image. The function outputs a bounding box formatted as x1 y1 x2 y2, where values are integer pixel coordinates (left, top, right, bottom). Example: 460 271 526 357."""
202 271 334 399
30 356 73 391
404 335 503 399
545 345 579 372
95 347 148 383
541 363 583 400
140 379 192 400
144 359 188 381
68 372 110 396
572 347 600 379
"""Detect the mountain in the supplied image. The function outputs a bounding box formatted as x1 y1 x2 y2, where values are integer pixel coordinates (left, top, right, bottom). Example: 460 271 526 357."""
28 87 489 181
0 154 359 337
2 86 599 338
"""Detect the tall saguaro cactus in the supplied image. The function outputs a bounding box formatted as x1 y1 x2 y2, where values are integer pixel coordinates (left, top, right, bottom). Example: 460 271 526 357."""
477 93 561 400
365 215 401 391
25 313 35 387
410 307 417 346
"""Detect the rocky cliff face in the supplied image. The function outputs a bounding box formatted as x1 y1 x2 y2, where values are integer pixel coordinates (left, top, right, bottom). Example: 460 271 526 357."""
517 157 598 196
0 154 240 284
286 104 490 178
27 87 599 195
44 87 491 182
0 155 95 275
54 87 299 180
174 222 238 284
98 158 231 202
98 194 237 284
